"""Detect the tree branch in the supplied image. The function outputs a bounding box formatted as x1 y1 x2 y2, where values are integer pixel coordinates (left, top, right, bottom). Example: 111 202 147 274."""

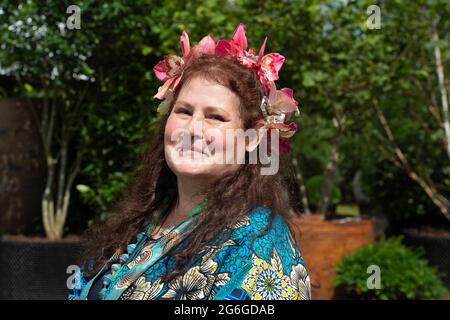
432 26 450 161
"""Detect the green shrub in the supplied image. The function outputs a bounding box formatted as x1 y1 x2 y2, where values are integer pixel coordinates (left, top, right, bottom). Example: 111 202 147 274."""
334 237 448 300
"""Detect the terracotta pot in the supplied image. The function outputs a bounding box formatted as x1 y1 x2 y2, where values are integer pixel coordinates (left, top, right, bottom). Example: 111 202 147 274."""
288 214 375 300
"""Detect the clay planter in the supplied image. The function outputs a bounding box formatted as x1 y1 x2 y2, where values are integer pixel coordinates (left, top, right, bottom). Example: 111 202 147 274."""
289 214 375 300
0 235 83 300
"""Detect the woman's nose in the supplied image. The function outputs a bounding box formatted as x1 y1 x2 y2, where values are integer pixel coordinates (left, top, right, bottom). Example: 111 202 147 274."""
187 114 205 139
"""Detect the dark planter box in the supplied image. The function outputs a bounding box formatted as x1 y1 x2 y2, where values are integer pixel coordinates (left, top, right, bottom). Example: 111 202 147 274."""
0 236 83 300
403 228 450 289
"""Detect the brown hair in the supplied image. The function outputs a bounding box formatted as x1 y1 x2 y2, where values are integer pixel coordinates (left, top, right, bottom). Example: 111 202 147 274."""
81 55 302 283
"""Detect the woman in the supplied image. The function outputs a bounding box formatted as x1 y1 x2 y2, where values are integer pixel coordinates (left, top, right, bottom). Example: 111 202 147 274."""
69 23 311 300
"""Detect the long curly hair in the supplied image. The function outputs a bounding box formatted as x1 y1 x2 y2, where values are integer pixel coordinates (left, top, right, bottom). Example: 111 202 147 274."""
81 55 303 284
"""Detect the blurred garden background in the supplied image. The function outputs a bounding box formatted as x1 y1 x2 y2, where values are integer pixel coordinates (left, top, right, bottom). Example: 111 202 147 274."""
0 0 449 299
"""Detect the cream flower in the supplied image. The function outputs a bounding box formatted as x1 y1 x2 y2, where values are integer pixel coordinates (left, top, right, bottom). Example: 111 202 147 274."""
161 266 208 300
290 263 311 300
128 277 164 300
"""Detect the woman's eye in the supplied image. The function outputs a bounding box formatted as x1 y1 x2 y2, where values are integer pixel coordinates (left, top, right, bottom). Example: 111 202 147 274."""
177 108 191 115
209 114 225 121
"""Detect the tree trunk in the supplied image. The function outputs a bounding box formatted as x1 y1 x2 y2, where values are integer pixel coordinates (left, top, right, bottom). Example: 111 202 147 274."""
40 101 81 239
432 28 450 161
292 157 311 214
317 130 341 216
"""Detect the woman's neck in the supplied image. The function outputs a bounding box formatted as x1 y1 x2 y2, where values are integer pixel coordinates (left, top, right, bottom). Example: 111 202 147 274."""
156 177 207 232
175 176 207 217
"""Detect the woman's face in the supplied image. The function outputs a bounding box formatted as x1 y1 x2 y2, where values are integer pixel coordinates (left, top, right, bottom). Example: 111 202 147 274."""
164 76 244 182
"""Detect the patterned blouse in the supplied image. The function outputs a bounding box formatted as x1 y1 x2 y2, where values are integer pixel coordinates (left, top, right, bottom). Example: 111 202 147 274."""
69 207 311 300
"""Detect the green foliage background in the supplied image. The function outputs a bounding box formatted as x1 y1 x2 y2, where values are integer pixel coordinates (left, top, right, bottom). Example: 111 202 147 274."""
334 237 448 299
0 0 449 232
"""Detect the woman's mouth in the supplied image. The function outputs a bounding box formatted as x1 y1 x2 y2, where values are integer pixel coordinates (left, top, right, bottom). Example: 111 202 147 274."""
177 145 209 158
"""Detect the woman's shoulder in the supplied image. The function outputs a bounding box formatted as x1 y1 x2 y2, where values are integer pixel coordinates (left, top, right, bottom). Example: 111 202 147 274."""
225 207 305 266
230 207 295 245
211 207 311 300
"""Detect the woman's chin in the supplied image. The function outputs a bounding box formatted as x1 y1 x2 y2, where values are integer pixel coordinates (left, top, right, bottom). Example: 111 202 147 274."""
171 164 217 178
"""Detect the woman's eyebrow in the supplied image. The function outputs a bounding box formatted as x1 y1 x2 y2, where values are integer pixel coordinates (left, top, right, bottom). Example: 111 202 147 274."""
204 106 230 116
174 100 193 108
176 100 230 115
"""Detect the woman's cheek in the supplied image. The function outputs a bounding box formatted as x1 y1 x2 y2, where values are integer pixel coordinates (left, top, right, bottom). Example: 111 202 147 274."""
213 127 240 165
165 117 183 146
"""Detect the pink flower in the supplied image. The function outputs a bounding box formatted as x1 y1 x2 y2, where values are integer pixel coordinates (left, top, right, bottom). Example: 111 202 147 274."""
256 37 285 93
153 32 216 100
279 138 292 154
259 81 299 140
267 81 299 118
268 122 298 139
153 31 190 100
259 125 295 155
215 24 257 69
215 24 285 94
191 34 216 58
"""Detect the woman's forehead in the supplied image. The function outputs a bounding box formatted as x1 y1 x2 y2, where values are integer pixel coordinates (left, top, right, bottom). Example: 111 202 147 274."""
176 77 240 111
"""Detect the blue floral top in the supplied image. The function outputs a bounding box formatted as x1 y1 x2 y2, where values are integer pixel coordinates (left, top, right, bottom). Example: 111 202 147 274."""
69 207 311 300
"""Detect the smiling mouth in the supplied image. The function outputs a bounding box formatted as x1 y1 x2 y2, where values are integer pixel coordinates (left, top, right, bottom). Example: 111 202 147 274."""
178 146 210 157
178 146 202 152
190 146 204 153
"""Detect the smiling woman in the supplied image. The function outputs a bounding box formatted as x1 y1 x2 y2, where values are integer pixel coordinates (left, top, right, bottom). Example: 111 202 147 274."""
165 76 244 178
69 23 310 300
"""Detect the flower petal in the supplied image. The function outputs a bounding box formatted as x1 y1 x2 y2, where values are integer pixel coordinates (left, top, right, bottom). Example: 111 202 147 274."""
261 53 285 81
154 77 175 100
192 35 216 57
270 88 298 114
153 60 168 81
257 36 268 63
259 75 271 94
231 23 247 50
215 39 232 56
180 31 190 59
280 88 295 99
164 55 184 77
270 122 297 131
268 81 277 99
172 75 182 91
279 139 292 154
269 122 298 139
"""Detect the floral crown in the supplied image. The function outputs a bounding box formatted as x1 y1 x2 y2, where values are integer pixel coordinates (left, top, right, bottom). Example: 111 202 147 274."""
153 23 300 153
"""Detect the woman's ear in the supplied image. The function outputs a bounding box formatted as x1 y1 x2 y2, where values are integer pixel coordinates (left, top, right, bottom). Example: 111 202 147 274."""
245 122 266 153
